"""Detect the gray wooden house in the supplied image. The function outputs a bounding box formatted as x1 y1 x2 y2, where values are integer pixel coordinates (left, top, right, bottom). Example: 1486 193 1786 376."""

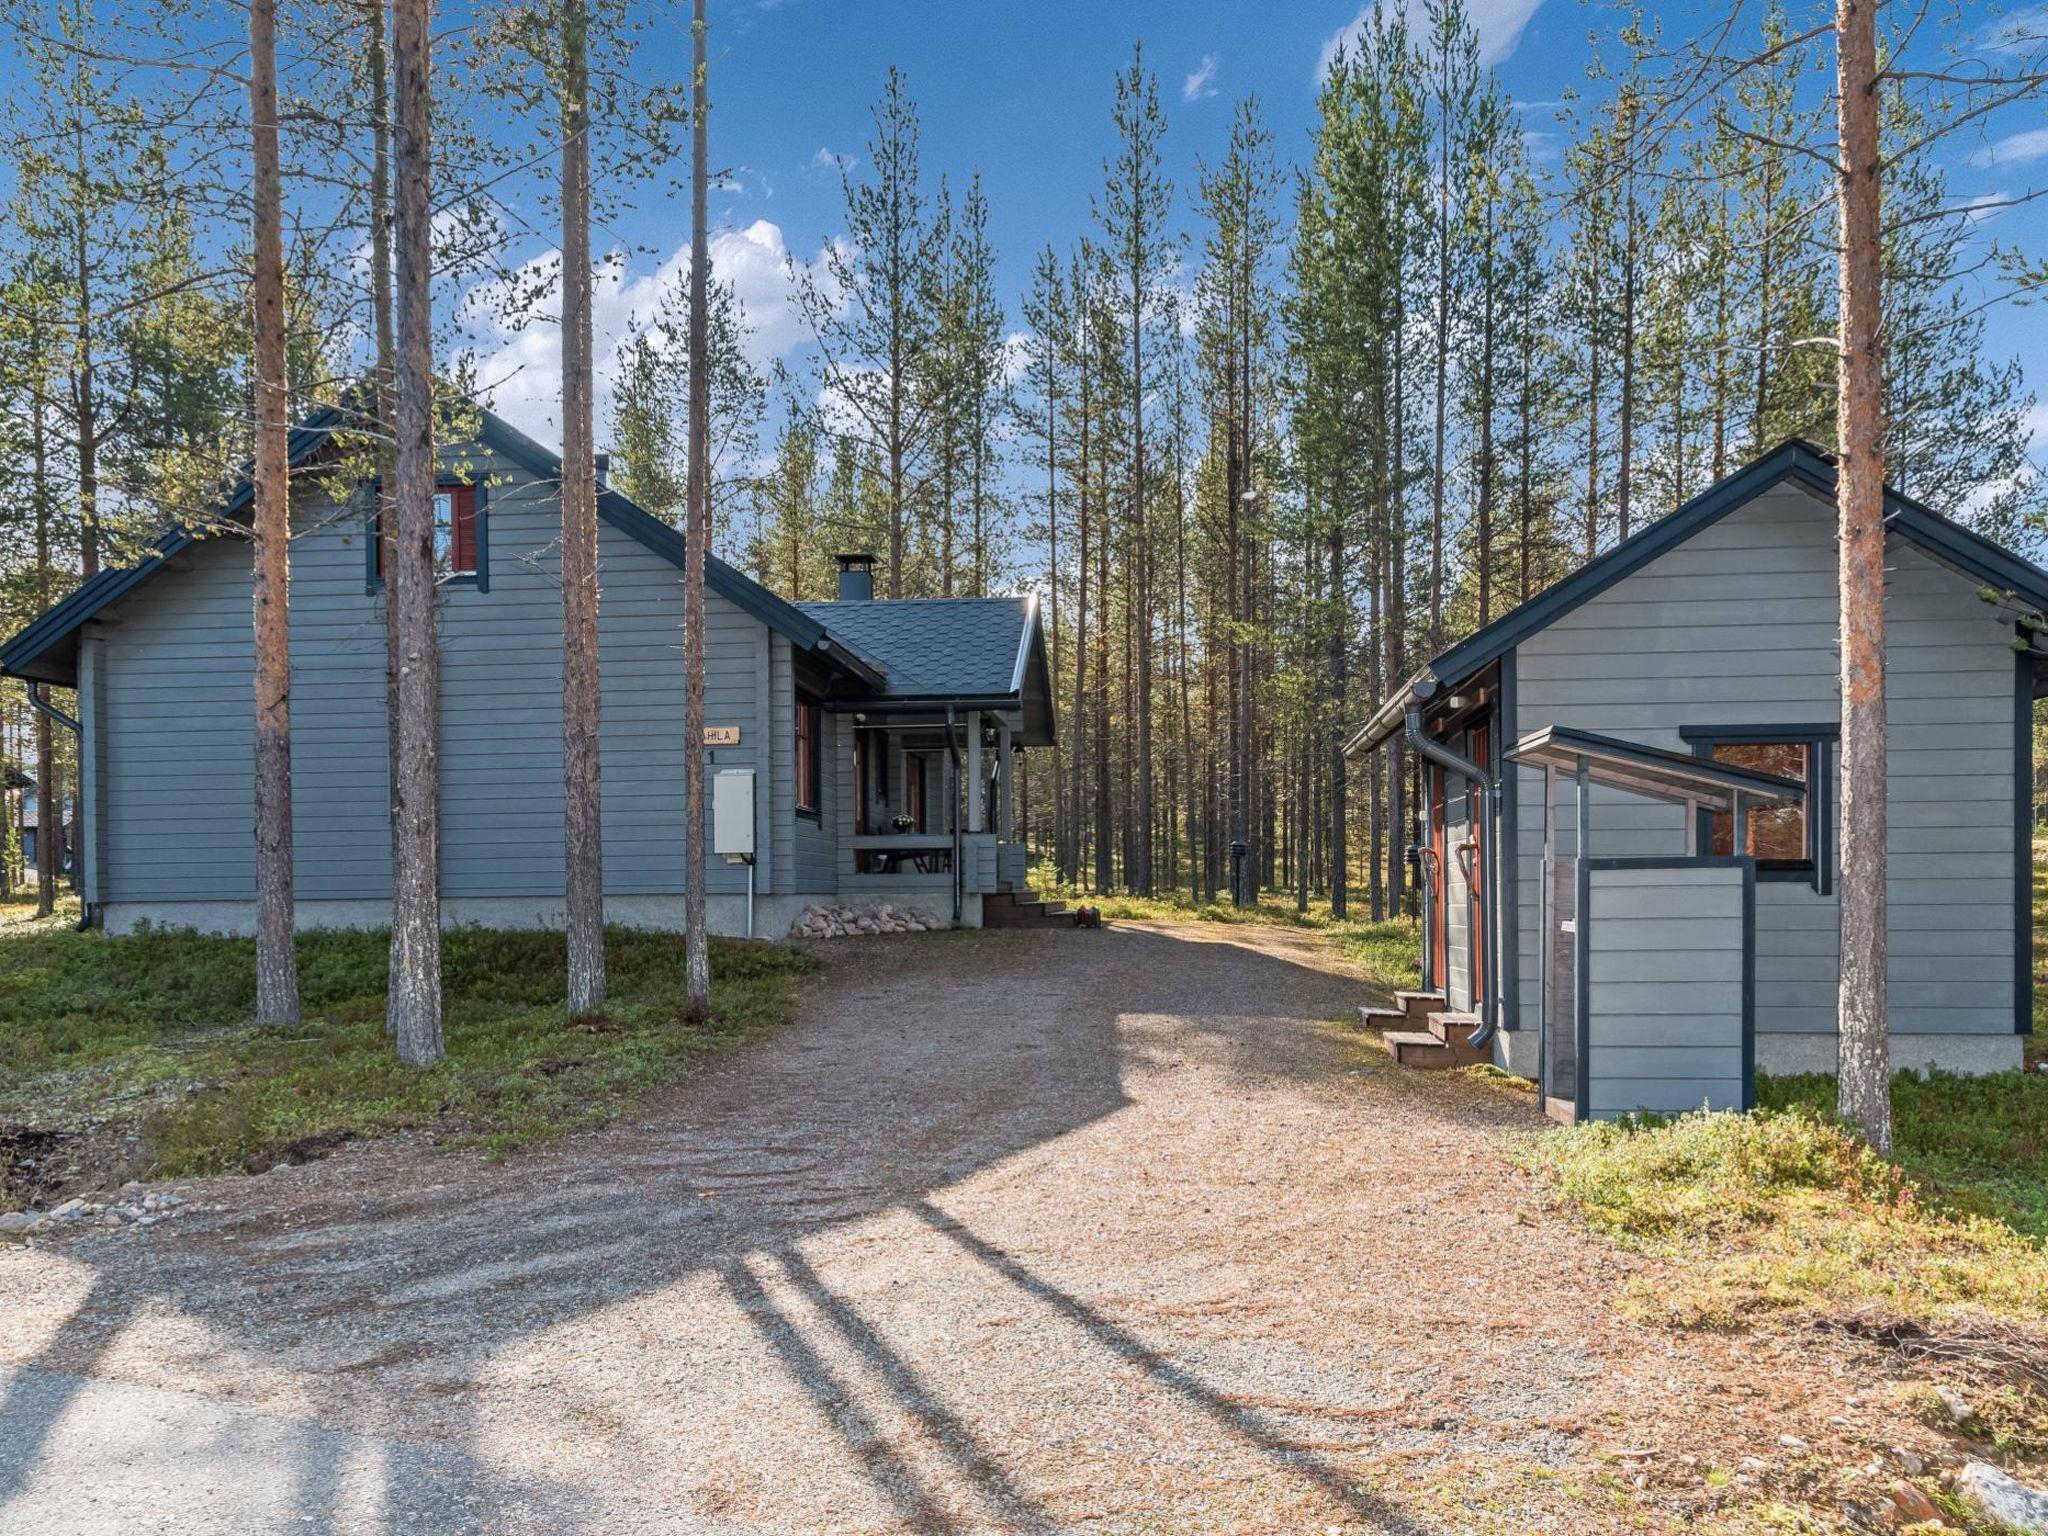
0 406 1055 937
1347 441 2042 1121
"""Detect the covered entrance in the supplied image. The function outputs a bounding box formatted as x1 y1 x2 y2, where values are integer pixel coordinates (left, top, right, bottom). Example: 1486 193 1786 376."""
1507 726 1803 1124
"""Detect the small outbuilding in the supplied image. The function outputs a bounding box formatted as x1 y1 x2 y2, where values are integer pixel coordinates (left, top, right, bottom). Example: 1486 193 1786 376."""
1346 440 2045 1120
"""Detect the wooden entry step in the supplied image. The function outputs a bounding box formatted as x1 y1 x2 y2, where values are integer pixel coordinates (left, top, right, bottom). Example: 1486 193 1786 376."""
1392 989 1446 1025
1379 1012 1490 1070
1426 1010 1482 1046
983 889 1078 930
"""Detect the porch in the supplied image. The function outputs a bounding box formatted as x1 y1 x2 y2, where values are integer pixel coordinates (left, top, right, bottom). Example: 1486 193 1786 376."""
834 705 1034 920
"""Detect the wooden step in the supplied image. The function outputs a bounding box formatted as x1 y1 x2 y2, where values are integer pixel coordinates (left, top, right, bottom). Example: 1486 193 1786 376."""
1394 989 1446 1025
982 891 1078 930
1426 1010 1482 1046
1380 1028 1490 1070
1357 1004 1407 1029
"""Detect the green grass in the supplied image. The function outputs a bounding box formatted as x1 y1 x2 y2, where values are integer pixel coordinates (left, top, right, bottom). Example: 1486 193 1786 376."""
1519 1106 2048 1329
1031 861 1422 988
0 922 812 1198
1758 1070 2048 1239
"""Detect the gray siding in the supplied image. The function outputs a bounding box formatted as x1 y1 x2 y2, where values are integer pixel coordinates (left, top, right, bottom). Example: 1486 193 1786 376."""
1585 863 1748 1117
1513 484 2019 1042
92 453 776 910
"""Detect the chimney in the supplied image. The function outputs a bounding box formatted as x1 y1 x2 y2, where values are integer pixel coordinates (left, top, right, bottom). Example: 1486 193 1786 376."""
835 552 877 602
593 451 610 487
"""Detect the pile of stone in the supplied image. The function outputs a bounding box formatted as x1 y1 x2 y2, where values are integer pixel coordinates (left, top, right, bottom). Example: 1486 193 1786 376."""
789 902 943 939
0 1184 189 1237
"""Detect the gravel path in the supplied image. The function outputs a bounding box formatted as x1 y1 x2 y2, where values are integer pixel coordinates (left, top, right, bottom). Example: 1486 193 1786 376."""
0 921 1934 1534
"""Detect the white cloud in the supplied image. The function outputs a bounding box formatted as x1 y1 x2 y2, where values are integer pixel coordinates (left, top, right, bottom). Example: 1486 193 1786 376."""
1183 54 1219 102
1971 127 2048 167
811 146 853 173
1984 3 2048 51
1318 0 1546 73
2025 400 2048 455
460 219 820 449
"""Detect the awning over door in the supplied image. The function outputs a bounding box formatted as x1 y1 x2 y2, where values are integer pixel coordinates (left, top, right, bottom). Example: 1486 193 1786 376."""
1506 725 1805 812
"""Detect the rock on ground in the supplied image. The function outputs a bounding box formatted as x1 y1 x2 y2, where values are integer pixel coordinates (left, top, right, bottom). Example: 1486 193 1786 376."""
787 900 941 940
1959 1461 2048 1534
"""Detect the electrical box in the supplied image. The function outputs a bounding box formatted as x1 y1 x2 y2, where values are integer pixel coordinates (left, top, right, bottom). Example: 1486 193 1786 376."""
713 769 756 859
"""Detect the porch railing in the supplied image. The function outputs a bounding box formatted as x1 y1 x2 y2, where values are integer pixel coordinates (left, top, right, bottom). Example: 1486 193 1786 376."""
851 834 954 878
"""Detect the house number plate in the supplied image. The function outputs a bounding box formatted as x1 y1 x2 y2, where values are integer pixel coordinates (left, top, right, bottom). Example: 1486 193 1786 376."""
703 726 742 746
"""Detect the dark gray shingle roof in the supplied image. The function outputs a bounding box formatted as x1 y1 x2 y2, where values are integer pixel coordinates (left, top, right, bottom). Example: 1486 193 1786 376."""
795 596 1032 699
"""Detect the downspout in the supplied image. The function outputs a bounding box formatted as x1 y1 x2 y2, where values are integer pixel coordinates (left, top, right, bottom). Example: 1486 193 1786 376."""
28 682 91 932
944 704 962 927
1403 707 1496 1050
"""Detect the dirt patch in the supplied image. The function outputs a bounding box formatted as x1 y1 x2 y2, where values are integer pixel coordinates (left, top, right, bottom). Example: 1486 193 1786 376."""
0 1123 71 1208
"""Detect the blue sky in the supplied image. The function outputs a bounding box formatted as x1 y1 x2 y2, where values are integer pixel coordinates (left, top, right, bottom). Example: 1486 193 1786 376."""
447 0 2048 475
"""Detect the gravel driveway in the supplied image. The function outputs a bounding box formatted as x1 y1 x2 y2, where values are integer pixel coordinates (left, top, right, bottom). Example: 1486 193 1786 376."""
0 921 1932 1534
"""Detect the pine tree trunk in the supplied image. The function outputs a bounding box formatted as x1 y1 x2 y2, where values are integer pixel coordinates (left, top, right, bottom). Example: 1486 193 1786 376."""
249 0 299 1025
1833 0 1891 1153
682 0 712 1011
368 0 400 934
1617 179 1636 541
1068 361 1089 889
560 0 606 1016
1328 503 1347 919
387 0 443 1066
1093 413 1112 895
31 394 54 919
1044 376 1062 881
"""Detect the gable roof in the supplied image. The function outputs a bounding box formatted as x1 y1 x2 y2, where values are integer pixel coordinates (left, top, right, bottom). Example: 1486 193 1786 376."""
1347 439 2048 754
0 402 886 692
793 593 1057 746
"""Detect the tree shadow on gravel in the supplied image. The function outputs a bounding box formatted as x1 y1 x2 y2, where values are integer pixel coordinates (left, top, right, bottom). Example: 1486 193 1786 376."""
2 923 1430 1534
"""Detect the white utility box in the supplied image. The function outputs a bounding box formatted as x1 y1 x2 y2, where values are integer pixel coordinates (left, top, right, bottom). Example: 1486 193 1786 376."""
713 769 756 859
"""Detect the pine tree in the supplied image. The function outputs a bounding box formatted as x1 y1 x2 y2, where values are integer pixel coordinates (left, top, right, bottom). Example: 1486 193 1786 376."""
1096 42 1175 895
248 0 300 1025
387 0 443 1065
795 70 946 598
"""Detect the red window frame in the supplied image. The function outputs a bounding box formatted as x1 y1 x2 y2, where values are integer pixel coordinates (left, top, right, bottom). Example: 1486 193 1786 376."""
375 484 479 581
795 692 822 815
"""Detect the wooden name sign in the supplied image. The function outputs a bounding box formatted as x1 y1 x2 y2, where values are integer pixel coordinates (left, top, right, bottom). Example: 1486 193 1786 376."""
703 726 742 747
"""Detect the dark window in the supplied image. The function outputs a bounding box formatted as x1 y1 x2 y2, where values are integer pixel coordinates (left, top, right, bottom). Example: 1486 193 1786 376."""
1708 740 1813 870
374 484 480 583
795 693 822 815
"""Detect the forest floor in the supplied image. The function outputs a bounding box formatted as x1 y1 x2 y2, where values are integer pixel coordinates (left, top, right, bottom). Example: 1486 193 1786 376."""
1 915 2040 1534
0 922 812 1210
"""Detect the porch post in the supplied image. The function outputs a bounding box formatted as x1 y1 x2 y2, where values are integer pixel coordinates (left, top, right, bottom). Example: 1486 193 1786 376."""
997 719 1014 842
966 711 985 833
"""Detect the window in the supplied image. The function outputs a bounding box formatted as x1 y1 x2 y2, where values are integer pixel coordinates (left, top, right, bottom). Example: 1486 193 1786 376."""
370 483 484 588
435 485 479 578
795 692 822 815
1682 725 1836 890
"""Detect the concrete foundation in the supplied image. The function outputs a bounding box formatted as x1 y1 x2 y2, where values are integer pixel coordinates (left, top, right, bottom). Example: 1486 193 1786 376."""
99 891 980 939
1486 1024 2025 1083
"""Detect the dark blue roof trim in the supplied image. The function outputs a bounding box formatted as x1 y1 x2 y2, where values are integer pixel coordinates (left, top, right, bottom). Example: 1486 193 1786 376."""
0 401 889 693
1352 439 2048 752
